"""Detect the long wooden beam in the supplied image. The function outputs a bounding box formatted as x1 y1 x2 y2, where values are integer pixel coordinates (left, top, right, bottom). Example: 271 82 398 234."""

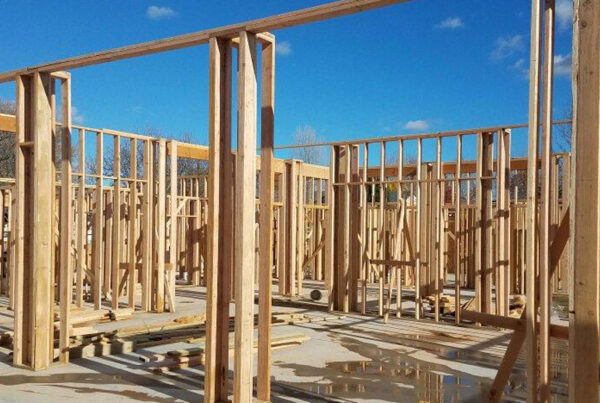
257 36 275 402
234 30 257 403
0 0 412 83
570 0 600 401
274 120 572 149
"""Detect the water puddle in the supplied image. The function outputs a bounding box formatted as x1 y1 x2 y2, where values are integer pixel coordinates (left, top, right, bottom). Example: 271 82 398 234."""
276 330 568 402
0 372 182 402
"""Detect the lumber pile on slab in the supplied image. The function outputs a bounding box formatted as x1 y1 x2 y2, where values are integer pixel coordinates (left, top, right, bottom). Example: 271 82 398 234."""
425 294 456 315
67 338 135 360
508 294 526 318
149 333 310 374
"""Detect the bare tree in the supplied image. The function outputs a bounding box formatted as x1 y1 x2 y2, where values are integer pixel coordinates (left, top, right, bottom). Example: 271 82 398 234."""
291 125 326 165
0 99 16 178
555 107 572 152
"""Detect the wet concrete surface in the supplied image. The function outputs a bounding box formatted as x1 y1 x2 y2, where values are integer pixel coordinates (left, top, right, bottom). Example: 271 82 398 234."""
0 282 570 402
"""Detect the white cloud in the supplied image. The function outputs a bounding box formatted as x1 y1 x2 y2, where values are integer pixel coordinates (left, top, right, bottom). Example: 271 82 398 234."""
404 120 429 131
491 34 524 60
146 5 177 21
554 53 572 77
509 54 571 80
510 58 529 79
72 106 84 124
435 17 464 29
275 41 292 56
556 0 573 31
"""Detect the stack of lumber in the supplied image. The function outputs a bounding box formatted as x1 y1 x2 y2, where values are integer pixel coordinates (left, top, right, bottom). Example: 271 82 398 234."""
509 295 526 318
148 333 310 374
55 313 207 359
424 294 456 315
183 312 344 343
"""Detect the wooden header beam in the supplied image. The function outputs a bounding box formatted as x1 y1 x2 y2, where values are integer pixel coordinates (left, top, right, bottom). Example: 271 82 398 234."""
363 156 559 177
274 120 571 150
0 0 411 84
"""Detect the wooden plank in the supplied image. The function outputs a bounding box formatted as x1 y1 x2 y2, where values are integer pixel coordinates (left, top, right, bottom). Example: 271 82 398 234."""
128 139 138 309
216 38 234 403
171 142 209 161
111 136 121 310
539 2 555 399
94 132 104 310
525 0 543 398
415 139 422 319
434 137 442 322
234 30 257 403
76 128 86 308
396 140 403 318
12 75 28 366
570 0 600 401
168 141 177 312
455 135 462 324
257 37 275 402
156 139 166 313
349 145 360 312
141 140 152 311
0 113 17 133
205 37 227 403
474 132 487 314
59 76 73 363
31 72 54 369
288 161 298 296
378 142 385 317
0 0 412 82
325 147 336 311
482 132 493 314
489 330 526 402
296 164 304 296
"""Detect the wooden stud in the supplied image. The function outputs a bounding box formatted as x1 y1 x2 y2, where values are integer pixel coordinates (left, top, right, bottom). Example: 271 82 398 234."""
257 36 275 402
415 139 422 319
14 72 54 369
526 0 543 398
205 36 233 403
434 137 442 322
93 132 104 310
111 136 121 310
128 139 138 309
455 135 462 324
233 30 257 403
539 1 555 399
325 146 335 311
156 139 166 313
141 140 153 311
570 0 600 401
76 128 85 308
168 141 177 312
59 76 72 363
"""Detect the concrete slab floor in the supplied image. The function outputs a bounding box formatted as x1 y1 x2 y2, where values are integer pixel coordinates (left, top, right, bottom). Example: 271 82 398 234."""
0 282 568 402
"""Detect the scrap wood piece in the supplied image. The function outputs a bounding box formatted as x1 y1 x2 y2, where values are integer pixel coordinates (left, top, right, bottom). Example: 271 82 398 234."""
460 309 568 339
116 313 206 337
461 297 476 312
288 314 345 325
109 307 135 321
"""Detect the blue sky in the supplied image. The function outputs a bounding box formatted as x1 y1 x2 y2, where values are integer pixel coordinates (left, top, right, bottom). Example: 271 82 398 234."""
0 0 573 162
